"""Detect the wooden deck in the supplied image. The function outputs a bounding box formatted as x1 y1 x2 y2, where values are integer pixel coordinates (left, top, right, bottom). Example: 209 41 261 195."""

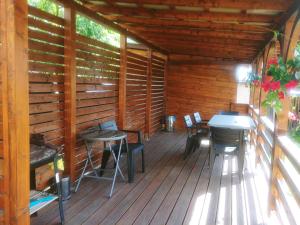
31 132 268 225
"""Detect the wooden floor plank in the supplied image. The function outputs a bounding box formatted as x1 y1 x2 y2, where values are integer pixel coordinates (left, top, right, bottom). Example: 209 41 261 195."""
52 133 171 225
198 154 224 225
216 154 232 225
182 160 210 225
115 141 195 225
165 149 209 225
31 132 269 225
66 132 179 225
98 134 186 225
32 132 184 225
149 148 206 225
242 151 266 225
231 155 247 225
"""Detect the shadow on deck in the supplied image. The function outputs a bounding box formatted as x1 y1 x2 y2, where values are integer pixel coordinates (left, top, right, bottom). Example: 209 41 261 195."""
31 132 268 225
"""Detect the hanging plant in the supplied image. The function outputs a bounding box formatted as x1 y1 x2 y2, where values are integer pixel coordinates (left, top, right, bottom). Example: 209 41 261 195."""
246 71 261 87
259 39 300 112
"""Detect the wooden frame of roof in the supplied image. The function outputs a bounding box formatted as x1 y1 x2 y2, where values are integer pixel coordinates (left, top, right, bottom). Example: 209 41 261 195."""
75 0 298 62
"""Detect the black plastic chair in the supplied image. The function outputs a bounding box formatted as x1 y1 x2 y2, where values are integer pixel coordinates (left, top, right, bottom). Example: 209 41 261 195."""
193 112 209 136
219 111 239 115
209 127 244 174
99 120 145 183
183 115 199 159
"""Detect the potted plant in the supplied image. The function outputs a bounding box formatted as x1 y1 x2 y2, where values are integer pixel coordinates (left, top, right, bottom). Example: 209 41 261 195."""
260 48 300 112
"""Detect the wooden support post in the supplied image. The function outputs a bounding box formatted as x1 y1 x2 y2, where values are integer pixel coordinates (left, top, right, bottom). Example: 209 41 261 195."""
163 56 168 116
64 6 76 182
119 34 127 129
0 0 30 224
145 49 153 139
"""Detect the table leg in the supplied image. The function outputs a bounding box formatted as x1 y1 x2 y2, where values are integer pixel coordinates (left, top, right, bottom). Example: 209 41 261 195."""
238 130 245 176
109 139 124 197
74 141 95 192
86 142 98 177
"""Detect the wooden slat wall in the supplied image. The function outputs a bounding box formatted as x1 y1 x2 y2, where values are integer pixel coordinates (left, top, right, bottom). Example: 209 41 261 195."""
150 55 166 134
75 34 120 177
167 63 237 129
28 6 65 146
28 7 66 189
126 51 148 132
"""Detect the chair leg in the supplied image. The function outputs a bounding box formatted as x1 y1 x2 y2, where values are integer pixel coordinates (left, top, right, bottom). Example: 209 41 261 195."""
238 149 245 176
209 146 215 174
127 150 135 183
192 135 199 152
184 136 192 159
100 150 111 176
141 149 145 173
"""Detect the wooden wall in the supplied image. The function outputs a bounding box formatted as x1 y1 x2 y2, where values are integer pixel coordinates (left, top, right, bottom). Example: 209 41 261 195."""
167 63 237 129
25 6 167 185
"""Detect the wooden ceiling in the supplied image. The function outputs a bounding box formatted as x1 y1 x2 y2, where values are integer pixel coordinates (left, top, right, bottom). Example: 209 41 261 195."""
78 0 297 62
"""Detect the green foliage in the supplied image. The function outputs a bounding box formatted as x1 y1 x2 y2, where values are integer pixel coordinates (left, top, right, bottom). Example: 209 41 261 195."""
262 91 283 112
28 0 120 47
76 14 120 47
267 57 292 85
28 0 63 17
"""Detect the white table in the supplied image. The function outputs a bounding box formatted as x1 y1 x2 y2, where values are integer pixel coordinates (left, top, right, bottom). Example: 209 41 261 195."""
208 115 256 175
208 115 256 130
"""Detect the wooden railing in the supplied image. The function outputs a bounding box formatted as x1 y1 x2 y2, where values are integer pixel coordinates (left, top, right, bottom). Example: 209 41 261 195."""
270 136 300 224
249 105 300 224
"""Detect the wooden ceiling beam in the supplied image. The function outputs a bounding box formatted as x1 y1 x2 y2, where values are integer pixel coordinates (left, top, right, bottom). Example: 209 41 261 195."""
93 5 278 23
54 0 168 54
114 16 271 33
143 36 263 47
168 49 255 59
135 28 269 41
169 54 251 64
154 41 259 52
87 0 291 11
160 46 257 56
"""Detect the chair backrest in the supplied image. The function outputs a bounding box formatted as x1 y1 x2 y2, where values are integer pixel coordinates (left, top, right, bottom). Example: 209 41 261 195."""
210 127 240 145
219 111 239 115
100 120 118 131
193 112 202 124
183 115 193 128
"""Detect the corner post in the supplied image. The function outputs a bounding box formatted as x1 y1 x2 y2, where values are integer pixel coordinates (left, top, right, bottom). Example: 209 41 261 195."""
146 49 153 138
1 0 30 224
119 34 127 129
64 6 77 182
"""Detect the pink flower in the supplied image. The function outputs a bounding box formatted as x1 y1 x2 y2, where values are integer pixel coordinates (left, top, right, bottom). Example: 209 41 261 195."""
278 91 284 100
269 81 281 91
288 112 298 121
261 81 271 92
285 80 298 89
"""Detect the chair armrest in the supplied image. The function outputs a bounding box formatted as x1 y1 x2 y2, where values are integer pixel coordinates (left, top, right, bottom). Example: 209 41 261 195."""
120 129 143 144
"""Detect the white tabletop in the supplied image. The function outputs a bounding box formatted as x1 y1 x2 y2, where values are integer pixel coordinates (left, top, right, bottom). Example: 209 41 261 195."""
208 115 256 130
